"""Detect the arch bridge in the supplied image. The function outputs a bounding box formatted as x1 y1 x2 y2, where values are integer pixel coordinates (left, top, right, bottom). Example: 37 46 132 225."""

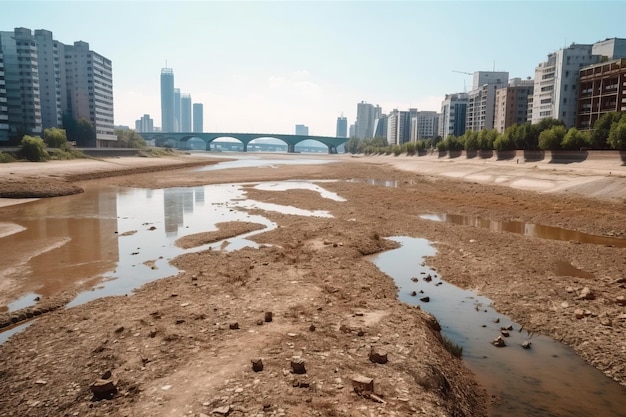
139 132 347 153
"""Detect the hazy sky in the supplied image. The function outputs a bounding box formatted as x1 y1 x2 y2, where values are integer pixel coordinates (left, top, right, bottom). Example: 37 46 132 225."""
1 1 625 136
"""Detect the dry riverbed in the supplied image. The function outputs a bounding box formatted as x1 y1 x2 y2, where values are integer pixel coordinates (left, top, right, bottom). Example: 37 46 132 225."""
0 152 624 417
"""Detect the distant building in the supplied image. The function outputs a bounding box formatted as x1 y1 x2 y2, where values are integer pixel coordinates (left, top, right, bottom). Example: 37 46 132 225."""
355 101 381 139
160 68 175 132
193 103 203 133
411 111 440 141
349 123 356 138
531 44 601 128
440 93 469 138
64 40 115 146
34 29 64 131
295 124 309 135
591 38 626 61
577 58 626 129
373 114 388 139
174 88 181 132
0 28 42 141
466 71 509 132
135 114 154 133
494 78 534 133
336 116 347 137
181 93 192 131
0 48 7 142
387 109 411 145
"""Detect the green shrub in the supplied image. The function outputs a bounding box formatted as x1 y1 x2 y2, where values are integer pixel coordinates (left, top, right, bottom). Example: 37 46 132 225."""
18 135 49 162
0 151 17 163
442 335 463 358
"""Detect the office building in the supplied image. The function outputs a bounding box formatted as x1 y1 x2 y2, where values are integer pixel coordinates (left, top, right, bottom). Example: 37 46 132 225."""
440 93 468 138
193 103 203 133
591 38 626 61
466 71 509 132
0 28 42 142
373 114 387 139
0 49 8 142
160 68 175 132
531 44 601 128
387 109 411 145
295 124 309 135
64 40 115 146
181 93 191 132
577 58 626 129
174 88 181 132
494 78 534 133
135 114 154 133
336 116 347 137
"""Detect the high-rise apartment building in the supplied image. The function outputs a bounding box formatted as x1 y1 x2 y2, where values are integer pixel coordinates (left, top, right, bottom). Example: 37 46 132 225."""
34 29 64 131
0 28 42 142
531 44 601 128
355 101 381 139
135 114 154 133
295 124 309 135
387 109 411 145
466 71 508 132
64 40 115 146
0 49 8 142
373 114 388 139
336 116 347 138
160 68 175 132
181 93 191 132
494 78 534 133
440 93 468 139
193 103 203 133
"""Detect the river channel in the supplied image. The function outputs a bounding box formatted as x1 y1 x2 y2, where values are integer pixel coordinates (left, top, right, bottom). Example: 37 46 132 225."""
0 156 625 416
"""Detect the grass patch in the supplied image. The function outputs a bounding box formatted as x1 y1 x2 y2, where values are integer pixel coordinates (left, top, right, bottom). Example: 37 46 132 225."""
0 152 17 163
442 334 463 358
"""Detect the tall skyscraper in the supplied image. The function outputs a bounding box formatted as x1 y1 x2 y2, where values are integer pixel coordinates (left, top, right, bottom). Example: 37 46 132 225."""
135 114 154 133
355 101 381 139
336 116 347 137
295 124 309 135
160 68 175 132
181 93 192 131
174 88 181 132
0 48 7 142
387 109 411 145
440 93 469 138
193 103 203 133
64 40 115 146
0 28 42 141
466 71 508 132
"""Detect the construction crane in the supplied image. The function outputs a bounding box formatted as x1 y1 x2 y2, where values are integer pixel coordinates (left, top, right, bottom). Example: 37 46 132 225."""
452 70 472 92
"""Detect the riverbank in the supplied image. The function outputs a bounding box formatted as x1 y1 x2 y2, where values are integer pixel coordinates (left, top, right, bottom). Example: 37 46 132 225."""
0 152 625 416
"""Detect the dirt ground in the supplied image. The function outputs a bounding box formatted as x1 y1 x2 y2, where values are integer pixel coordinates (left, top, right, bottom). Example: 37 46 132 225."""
0 152 625 417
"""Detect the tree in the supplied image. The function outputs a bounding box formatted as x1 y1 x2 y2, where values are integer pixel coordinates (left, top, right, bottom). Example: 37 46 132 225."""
561 127 590 150
463 131 479 151
607 119 626 150
64 114 96 147
43 127 68 148
538 125 567 150
115 129 146 148
590 112 622 149
478 129 499 150
18 135 49 162
344 137 360 154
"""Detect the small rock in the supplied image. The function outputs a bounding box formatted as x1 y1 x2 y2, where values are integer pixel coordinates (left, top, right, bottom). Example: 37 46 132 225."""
34 380 47 385
251 358 263 372
369 348 388 364
424 274 432 282
500 330 510 337
411 277 419 282
229 322 239 330
309 324 316 332
521 341 532 349
264 312 273 322
616 296 626 306
256 319 264 326
351 375 374 393
290 356 306 374
574 309 585 319
161 385 172 390
90 371 118 399
492 336 506 347
114 326 124 333
212 405 231 415
410 291 417 297
420 296 430 303
578 287 595 300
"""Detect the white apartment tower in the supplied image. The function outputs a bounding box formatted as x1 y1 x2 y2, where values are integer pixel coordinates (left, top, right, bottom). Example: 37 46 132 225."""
466 71 509 132
356 101 381 139
411 111 440 141
531 43 600 128
387 109 411 145
439 93 469 139
64 41 115 146
135 114 154 133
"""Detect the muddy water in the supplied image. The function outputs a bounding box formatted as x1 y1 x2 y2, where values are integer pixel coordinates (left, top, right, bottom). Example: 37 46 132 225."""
0 180 338 319
421 213 626 248
371 236 626 417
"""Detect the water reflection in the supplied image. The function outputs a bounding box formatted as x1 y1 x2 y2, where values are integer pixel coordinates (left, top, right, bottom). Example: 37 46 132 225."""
371 236 626 417
0 181 339 313
421 213 626 247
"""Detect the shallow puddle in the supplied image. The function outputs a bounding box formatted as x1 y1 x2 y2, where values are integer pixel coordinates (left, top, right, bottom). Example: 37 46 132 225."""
421 213 626 247
371 236 626 417
0 180 340 326
196 157 336 171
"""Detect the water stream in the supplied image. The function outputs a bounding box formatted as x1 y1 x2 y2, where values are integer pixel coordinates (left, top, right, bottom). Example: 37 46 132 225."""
371 236 626 417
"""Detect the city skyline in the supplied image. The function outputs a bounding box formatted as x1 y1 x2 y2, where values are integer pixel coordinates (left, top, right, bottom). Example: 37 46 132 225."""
2 1 626 136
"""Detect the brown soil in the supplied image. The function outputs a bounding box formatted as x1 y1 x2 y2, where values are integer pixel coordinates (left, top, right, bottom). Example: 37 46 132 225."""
0 152 625 417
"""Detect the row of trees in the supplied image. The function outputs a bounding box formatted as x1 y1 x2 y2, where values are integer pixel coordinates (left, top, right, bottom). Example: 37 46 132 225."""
345 112 626 155
18 127 83 161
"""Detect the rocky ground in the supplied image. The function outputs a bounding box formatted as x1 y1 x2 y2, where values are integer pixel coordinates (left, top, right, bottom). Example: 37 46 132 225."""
0 152 625 417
